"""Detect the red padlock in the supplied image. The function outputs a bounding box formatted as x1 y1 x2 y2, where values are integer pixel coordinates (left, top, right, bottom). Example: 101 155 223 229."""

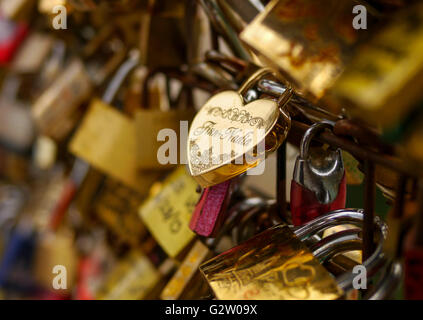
290 122 346 226
0 16 28 65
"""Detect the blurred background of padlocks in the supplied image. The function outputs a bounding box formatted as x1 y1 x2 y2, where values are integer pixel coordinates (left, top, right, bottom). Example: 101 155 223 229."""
0 0 422 300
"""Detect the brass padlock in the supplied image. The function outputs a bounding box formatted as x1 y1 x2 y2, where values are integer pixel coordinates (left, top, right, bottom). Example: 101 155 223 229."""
93 177 148 246
139 0 189 68
134 69 196 170
69 50 161 194
200 209 389 300
241 0 378 100
138 166 200 258
161 197 274 300
96 250 161 300
34 228 78 294
32 24 127 142
330 2 423 129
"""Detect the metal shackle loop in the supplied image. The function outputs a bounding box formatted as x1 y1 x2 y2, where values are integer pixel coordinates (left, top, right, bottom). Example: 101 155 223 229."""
294 208 365 240
237 68 274 97
299 121 335 159
366 261 403 300
208 197 270 252
310 228 362 262
293 208 388 294
102 49 140 105
238 68 293 111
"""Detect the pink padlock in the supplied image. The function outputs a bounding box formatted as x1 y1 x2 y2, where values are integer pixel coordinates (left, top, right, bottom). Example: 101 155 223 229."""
189 179 234 237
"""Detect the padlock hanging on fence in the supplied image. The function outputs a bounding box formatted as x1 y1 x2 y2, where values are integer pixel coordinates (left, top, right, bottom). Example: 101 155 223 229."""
290 122 346 226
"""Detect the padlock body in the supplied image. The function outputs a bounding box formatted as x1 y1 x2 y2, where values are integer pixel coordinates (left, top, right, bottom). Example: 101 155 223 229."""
290 173 346 226
189 180 232 237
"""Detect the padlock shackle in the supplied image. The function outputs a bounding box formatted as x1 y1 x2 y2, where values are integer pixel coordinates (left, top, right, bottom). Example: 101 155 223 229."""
208 197 272 252
300 121 336 159
238 68 274 96
365 261 403 300
294 209 365 240
337 218 387 293
238 68 294 118
310 228 362 262
102 50 140 106
141 66 213 109
294 208 388 294
234 200 279 245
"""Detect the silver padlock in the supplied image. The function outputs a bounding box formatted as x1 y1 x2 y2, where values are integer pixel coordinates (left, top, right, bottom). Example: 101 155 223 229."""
290 122 346 226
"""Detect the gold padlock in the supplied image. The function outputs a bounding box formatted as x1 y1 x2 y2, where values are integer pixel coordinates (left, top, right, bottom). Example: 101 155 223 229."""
69 50 161 194
200 224 343 300
32 24 127 141
241 0 378 100
93 178 148 246
134 69 196 170
34 228 78 294
187 68 292 188
329 2 423 128
96 250 160 300
138 166 200 258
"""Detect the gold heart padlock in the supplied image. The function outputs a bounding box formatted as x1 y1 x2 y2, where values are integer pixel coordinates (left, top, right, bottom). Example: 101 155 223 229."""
187 68 293 187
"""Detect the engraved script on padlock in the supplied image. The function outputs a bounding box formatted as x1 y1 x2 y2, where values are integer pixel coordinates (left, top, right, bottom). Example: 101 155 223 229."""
187 68 292 188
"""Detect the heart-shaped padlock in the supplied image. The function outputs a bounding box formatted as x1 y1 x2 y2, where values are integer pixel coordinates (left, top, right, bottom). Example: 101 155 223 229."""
187 68 292 188
290 122 346 226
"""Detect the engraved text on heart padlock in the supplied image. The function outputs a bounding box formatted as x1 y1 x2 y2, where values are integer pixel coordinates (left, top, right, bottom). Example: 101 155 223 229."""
187 68 292 188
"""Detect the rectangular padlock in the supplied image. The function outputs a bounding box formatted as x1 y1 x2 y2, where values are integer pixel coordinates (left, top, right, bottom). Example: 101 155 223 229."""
139 166 200 258
0 227 35 289
33 229 78 294
330 2 423 128
32 24 127 142
200 223 344 300
93 178 148 246
135 109 195 169
11 32 54 74
139 0 188 68
32 59 93 141
240 0 378 99
133 65 196 170
96 250 160 300
69 98 161 194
